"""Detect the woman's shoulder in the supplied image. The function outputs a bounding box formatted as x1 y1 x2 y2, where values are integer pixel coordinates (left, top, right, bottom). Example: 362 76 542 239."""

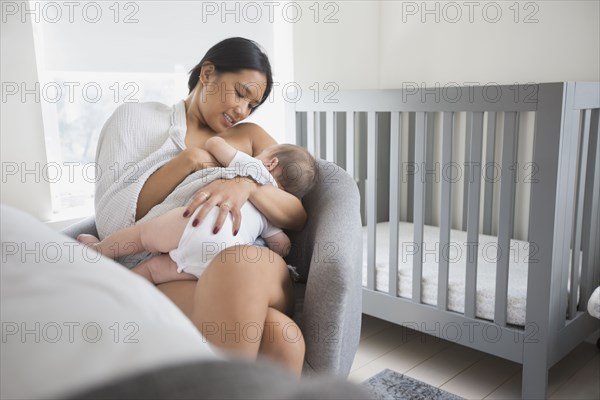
110 101 175 120
225 122 277 155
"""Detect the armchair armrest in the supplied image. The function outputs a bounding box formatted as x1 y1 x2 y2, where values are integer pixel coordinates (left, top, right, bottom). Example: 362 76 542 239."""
286 159 363 377
61 216 98 239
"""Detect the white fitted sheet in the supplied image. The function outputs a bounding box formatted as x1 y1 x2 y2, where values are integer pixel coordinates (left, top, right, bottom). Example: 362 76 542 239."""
361 222 532 326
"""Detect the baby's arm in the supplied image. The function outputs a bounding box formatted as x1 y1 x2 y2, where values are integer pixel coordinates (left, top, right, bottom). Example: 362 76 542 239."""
204 136 238 167
262 231 291 258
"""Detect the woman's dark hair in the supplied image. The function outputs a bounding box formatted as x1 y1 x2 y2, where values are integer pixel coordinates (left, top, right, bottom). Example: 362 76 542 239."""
188 37 273 112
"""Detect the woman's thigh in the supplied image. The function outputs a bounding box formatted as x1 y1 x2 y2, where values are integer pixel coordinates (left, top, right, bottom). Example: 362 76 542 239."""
157 245 294 318
201 245 294 314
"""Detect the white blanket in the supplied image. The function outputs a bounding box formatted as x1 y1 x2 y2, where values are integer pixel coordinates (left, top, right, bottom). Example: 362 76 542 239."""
1 205 220 399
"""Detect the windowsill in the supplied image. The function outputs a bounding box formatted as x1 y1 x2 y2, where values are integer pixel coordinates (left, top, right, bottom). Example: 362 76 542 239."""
45 204 95 231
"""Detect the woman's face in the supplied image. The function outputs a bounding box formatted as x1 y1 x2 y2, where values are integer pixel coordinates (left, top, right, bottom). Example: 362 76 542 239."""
187 64 267 133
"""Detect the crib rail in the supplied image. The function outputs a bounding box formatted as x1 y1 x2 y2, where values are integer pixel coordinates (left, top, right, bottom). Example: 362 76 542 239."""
289 82 599 400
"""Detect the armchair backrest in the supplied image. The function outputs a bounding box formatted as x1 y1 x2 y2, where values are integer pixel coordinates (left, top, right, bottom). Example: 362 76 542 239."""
285 158 361 281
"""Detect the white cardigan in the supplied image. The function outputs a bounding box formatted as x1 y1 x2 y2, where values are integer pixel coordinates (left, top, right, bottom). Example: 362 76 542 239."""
95 100 272 267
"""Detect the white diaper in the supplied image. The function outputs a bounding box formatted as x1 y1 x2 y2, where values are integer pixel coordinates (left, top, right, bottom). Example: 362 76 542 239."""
169 203 278 277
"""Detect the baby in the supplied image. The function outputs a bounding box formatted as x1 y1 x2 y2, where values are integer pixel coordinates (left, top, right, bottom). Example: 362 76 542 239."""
78 137 317 284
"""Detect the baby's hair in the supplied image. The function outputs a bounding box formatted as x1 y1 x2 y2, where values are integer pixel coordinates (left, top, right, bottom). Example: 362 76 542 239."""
269 144 317 199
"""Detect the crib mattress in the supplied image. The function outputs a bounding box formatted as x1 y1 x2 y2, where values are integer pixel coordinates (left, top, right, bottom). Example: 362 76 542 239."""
361 222 530 326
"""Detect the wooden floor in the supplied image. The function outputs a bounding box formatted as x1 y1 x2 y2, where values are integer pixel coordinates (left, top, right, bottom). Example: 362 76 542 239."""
349 314 600 399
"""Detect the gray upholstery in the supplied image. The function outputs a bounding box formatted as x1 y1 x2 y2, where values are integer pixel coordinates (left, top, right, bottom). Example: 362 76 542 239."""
62 159 363 378
67 359 372 399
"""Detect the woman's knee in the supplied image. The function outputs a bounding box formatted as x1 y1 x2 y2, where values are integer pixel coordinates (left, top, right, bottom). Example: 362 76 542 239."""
261 308 305 374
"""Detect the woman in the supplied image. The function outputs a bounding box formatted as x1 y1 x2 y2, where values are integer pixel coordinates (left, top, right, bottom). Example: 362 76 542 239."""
95 37 306 376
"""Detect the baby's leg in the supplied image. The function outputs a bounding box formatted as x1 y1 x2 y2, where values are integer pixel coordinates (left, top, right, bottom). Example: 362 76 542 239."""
80 207 190 259
132 254 197 285
137 207 190 253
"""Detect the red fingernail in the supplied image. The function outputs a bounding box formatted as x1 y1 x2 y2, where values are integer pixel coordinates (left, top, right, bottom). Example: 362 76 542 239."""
233 229 238 236
213 227 219 234
192 219 199 227
183 210 189 217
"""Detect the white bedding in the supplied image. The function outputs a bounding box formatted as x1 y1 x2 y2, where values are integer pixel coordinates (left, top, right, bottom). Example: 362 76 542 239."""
362 222 531 326
1 205 221 399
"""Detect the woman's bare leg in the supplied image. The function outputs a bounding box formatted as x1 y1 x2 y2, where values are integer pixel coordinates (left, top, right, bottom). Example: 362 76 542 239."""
259 307 305 377
156 245 298 370
157 258 301 376
190 245 294 358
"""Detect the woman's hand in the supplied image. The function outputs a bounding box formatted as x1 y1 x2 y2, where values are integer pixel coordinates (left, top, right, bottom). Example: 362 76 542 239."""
183 177 258 235
184 147 220 171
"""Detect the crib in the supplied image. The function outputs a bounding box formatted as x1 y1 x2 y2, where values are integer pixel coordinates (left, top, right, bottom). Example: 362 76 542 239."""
286 82 600 399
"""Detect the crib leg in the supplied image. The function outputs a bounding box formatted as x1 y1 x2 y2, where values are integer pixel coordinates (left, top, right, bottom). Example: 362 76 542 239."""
521 355 548 399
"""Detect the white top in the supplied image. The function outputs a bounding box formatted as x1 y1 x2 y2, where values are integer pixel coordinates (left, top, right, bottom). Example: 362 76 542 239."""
95 101 275 268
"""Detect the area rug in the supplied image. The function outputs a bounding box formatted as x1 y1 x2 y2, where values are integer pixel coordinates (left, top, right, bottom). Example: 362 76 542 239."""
362 369 464 400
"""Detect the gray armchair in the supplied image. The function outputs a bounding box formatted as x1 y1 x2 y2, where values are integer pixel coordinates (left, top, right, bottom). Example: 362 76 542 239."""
62 159 363 377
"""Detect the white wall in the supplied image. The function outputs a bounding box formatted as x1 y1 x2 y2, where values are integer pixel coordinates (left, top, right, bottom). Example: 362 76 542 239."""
378 0 599 86
294 1 600 87
1 12 53 220
293 0 599 238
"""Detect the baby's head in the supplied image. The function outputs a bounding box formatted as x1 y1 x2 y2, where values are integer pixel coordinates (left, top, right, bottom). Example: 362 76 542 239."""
256 144 317 199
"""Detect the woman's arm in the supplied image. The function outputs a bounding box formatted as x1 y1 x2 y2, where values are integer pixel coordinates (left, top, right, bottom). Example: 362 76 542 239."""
262 231 291 258
249 184 306 231
247 123 307 230
136 148 218 220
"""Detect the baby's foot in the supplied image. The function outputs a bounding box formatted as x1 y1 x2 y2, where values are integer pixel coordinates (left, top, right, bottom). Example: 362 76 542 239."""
77 234 102 255
77 234 100 246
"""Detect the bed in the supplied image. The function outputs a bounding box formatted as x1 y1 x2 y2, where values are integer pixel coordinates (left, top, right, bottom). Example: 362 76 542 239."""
287 82 600 399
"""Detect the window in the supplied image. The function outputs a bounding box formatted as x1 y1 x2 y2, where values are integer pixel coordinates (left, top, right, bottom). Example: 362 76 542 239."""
41 71 187 218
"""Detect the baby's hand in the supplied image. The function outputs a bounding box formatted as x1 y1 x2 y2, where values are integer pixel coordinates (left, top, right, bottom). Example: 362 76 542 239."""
183 148 220 172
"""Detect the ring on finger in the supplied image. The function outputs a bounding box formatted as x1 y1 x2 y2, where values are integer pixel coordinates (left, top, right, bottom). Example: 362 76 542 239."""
219 201 232 209
199 191 210 200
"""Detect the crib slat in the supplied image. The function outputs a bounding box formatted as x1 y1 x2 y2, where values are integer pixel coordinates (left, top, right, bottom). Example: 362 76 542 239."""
425 113 435 225
407 113 415 224
389 112 402 297
483 112 497 235
413 112 427 303
569 109 592 318
464 112 484 319
558 107 582 325
367 111 378 291
438 111 454 311
326 111 335 163
346 112 355 178
495 111 518 326
315 112 322 158
306 112 315 155
581 109 600 305
463 114 472 231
